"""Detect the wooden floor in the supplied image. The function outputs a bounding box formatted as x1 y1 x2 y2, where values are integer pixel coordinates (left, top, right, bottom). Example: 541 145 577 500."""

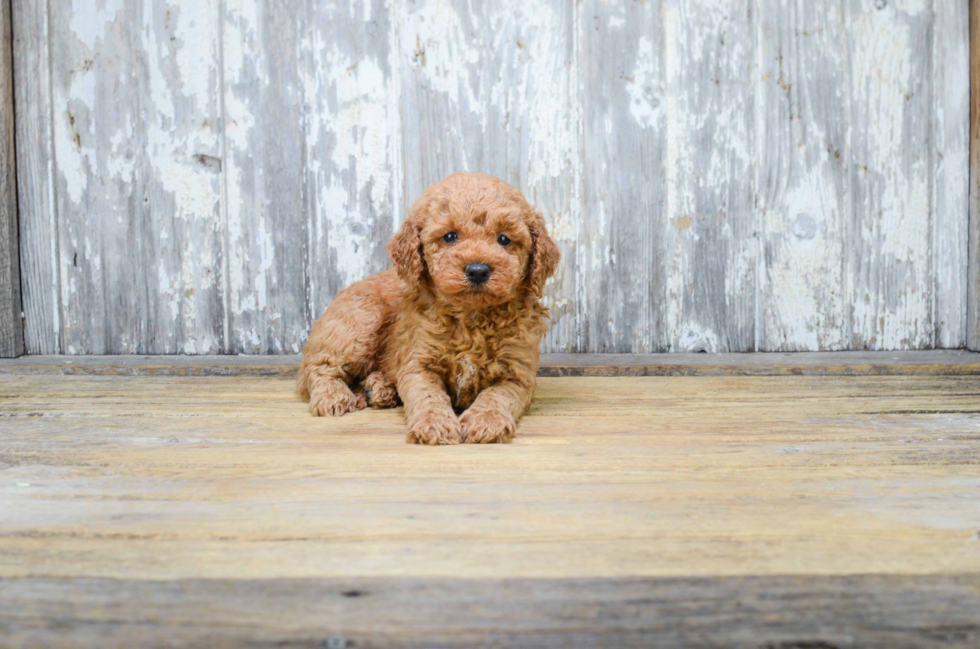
2 354 980 647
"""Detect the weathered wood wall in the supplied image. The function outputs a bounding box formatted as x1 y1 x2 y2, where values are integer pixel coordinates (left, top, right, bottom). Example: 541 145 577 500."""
12 0 971 354
0 0 21 358
970 0 980 351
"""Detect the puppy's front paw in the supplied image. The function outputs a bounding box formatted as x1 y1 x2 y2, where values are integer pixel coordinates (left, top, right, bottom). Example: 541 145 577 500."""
310 381 365 417
406 410 463 445
460 408 517 444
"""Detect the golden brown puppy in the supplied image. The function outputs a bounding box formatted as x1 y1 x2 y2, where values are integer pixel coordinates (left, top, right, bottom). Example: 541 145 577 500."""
297 172 560 445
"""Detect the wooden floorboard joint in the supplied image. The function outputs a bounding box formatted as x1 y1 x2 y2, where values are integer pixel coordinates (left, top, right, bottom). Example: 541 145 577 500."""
2 350 980 377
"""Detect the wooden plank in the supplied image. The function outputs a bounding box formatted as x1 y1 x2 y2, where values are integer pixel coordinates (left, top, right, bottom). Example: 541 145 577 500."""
846 0 932 349
933 0 970 348
4 350 980 377
664 1 757 352
0 0 21 357
1 373 979 581
757 0 847 351
44 1 225 354
970 0 980 351
11 0 58 354
302 0 399 323
3 371 980 643
138 1 225 354
222 0 312 354
1 575 978 648
397 0 580 352
578 1 666 352
47 0 134 353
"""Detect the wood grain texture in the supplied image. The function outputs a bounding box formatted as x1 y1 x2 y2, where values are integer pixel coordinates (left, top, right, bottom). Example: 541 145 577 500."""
41 0 225 354
970 0 980 351
2 372 980 644
664 0 757 352
846 0 932 350
2 575 978 648
0 0 21 357
757 0 847 351
11 0 973 354
5 350 980 377
223 0 308 354
302 0 399 325
3 373 980 580
934 0 970 349
11 0 58 354
579 1 666 352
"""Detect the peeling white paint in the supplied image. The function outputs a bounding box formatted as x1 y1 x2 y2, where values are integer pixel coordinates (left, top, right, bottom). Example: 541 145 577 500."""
69 0 124 50
849 3 931 349
22 0 972 354
626 37 662 129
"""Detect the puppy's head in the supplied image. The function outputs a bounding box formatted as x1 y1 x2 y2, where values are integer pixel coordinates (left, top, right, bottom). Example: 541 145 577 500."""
388 172 560 309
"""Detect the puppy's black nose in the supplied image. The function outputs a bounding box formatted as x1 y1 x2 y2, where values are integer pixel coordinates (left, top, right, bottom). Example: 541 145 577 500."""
464 263 491 285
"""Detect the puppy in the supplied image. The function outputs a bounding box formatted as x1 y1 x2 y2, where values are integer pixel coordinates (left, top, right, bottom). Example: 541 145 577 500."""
297 172 560 445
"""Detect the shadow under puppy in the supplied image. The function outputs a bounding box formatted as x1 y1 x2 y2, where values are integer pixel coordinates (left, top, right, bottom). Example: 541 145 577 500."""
297 172 560 445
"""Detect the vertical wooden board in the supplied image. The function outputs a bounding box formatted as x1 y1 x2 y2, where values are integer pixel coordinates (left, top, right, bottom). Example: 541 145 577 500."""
46 0 224 353
932 0 969 349
757 0 848 351
663 1 757 352
846 0 932 350
0 0 22 357
48 0 140 353
12 0 59 354
138 1 225 354
478 2 580 353
397 0 481 205
397 1 581 352
579 1 666 352
301 0 399 321
223 0 309 353
969 0 980 351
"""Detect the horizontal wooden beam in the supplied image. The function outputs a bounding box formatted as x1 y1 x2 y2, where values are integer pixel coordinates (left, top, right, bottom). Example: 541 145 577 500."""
3 350 980 377
2 575 978 648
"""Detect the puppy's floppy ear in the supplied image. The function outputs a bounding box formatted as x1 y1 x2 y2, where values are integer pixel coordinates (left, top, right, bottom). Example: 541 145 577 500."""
387 214 425 289
527 208 560 296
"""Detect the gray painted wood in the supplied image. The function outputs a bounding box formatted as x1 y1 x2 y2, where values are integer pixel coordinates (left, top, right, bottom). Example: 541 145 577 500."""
2 575 978 648
757 0 848 351
37 0 225 354
663 1 757 352
934 0 970 349
579 1 666 353
12 0 58 354
302 0 399 327
4 350 980 377
970 0 980 352
11 0 973 354
0 0 21 357
846 0 932 350
223 0 308 354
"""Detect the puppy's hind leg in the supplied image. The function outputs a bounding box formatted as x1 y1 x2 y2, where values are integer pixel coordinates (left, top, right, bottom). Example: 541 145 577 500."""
298 270 399 417
308 366 367 416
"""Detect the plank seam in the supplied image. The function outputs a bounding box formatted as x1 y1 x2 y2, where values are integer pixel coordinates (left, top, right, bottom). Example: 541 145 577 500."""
217 0 230 354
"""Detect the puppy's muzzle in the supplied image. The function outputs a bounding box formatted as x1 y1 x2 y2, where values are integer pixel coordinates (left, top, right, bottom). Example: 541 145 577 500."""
464 263 491 285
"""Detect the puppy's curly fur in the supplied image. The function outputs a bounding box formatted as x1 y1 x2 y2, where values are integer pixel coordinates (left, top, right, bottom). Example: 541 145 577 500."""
297 172 560 445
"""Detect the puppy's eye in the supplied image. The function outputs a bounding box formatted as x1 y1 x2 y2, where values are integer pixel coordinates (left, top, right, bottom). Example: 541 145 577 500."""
442 232 458 244
497 234 511 246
